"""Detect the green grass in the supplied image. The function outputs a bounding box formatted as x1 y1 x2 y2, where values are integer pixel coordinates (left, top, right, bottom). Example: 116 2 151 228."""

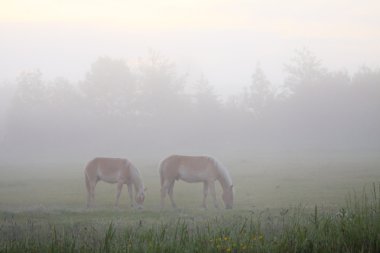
1 185 380 252
0 154 379 252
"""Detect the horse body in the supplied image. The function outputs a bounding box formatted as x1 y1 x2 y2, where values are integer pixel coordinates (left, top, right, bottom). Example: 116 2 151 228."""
84 157 145 208
159 155 234 209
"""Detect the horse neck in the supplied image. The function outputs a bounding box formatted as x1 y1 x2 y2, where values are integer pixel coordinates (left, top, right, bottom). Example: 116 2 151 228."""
130 165 144 193
215 163 232 191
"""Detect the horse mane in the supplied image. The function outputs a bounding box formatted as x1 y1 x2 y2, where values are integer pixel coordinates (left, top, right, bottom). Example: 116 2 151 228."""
209 157 232 189
128 161 144 192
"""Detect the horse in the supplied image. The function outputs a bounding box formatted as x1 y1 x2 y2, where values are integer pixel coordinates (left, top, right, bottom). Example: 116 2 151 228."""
159 155 234 209
84 157 146 208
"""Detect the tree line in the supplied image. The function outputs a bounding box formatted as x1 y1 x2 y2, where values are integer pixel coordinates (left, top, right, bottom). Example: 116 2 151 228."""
0 49 379 162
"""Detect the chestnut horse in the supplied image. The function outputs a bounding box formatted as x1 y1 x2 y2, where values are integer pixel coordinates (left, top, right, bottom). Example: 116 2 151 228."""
84 157 145 208
159 155 233 209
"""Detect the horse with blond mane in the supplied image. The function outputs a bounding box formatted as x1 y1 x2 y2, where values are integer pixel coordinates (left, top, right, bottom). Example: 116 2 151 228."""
84 157 146 208
159 155 234 209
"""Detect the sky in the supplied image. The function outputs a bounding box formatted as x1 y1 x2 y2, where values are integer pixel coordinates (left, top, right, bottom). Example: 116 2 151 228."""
1 0 380 97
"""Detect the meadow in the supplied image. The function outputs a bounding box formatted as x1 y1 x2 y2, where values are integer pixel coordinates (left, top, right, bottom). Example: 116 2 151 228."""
0 152 379 252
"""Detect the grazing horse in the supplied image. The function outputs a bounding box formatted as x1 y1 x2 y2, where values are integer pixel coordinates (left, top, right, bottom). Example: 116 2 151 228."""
84 157 146 208
159 155 234 209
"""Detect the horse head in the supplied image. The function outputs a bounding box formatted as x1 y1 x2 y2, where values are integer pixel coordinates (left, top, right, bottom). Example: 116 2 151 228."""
135 187 147 208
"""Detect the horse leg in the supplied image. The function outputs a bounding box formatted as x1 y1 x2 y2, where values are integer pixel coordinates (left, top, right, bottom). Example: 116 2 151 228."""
87 184 96 208
115 182 123 207
86 175 96 208
85 174 91 208
168 181 177 209
160 180 171 209
209 181 219 208
90 181 97 207
127 183 134 207
202 181 209 209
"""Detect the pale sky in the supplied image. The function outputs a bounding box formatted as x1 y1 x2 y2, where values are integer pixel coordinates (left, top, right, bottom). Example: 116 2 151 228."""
1 0 380 97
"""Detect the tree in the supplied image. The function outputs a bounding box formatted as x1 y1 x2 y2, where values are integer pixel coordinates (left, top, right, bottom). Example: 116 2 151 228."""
247 63 274 115
12 70 47 107
136 51 190 118
284 48 327 93
0 82 15 142
4 71 50 153
7 70 49 127
80 57 136 117
193 74 221 113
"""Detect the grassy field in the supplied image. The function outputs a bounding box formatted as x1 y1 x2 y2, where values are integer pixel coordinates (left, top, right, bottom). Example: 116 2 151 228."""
0 153 380 252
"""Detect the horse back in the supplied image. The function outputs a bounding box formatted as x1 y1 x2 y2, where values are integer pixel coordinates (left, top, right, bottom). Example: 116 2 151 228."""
85 157 131 183
160 155 218 182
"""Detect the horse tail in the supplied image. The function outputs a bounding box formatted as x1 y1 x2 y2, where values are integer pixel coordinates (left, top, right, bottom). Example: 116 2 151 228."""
84 158 98 191
159 160 165 187
84 161 92 193
85 169 90 192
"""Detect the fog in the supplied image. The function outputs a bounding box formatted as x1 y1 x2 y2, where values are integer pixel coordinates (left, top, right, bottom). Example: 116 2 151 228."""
1 0 380 165
1 5 380 252
0 49 379 164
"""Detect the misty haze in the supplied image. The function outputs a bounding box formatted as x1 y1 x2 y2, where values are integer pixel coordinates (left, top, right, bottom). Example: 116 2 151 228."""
1 49 379 161
1 1 379 252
